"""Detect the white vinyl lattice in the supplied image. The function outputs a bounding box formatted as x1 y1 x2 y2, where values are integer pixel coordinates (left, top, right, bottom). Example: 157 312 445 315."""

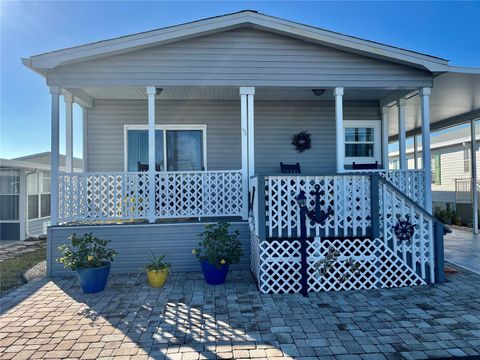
256 237 425 294
58 170 243 222
265 175 371 239
58 172 149 222
379 182 435 283
155 170 243 218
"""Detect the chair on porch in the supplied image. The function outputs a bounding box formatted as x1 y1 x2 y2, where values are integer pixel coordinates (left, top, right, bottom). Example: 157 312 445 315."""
137 162 149 172
280 162 301 174
352 161 379 170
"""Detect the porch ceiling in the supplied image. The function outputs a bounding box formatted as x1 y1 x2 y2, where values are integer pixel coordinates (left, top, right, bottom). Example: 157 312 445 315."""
75 86 395 101
387 72 480 139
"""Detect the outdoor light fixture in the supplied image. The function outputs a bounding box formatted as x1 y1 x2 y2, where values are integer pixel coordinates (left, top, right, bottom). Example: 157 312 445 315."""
156 88 163 96
312 89 325 96
296 190 307 208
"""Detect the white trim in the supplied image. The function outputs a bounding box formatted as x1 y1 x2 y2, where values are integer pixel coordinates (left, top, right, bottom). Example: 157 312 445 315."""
123 124 207 172
343 120 381 165
19 169 26 240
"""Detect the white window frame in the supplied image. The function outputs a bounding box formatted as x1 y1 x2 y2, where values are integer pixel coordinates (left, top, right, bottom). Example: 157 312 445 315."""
344 120 381 165
0 169 20 223
27 170 51 221
123 124 208 172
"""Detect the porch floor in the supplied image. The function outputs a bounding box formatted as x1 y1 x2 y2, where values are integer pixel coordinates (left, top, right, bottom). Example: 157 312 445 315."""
1 268 480 359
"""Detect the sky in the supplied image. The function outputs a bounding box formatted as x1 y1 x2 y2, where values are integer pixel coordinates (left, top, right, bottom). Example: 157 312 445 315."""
1 1 480 159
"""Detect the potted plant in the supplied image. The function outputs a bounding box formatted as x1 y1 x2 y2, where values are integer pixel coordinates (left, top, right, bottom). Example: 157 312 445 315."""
193 222 243 285
57 233 117 293
144 251 170 288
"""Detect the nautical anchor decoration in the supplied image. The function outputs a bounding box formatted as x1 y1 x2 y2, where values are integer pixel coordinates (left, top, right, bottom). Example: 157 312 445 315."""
306 184 334 225
394 214 416 241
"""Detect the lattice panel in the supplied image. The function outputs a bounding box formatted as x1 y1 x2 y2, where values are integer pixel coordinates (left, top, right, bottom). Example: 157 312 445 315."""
58 172 149 222
254 237 425 294
378 183 434 283
155 171 243 218
265 175 371 239
378 170 425 207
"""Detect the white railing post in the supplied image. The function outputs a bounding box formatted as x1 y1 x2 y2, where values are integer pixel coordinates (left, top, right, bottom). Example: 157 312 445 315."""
471 118 478 233
147 86 156 223
420 87 432 213
397 98 407 170
240 87 254 220
64 93 74 173
381 106 389 169
413 135 419 169
50 86 61 225
335 87 345 173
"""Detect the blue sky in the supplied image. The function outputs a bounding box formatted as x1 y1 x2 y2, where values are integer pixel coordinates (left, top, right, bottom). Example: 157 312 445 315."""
1 1 479 159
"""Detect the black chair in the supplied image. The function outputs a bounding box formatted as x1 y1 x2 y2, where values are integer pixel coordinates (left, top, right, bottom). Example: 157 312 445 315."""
137 162 149 172
352 161 379 170
280 162 301 174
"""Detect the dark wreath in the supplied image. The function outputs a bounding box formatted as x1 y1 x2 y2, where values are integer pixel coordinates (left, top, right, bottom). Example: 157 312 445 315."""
292 131 311 152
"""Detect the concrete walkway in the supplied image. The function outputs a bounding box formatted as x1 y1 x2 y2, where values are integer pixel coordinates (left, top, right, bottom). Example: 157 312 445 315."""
445 228 480 274
1 268 480 359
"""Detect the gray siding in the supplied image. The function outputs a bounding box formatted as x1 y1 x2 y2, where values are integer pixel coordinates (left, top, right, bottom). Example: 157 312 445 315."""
48 222 250 276
87 99 379 173
47 28 432 88
28 217 50 237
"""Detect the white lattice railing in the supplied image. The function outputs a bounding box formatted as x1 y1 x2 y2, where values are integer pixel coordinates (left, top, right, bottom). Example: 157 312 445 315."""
58 170 243 222
378 179 435 283
347 169 425 207
155 170 243 218
265 175 371 238
58 172 150 222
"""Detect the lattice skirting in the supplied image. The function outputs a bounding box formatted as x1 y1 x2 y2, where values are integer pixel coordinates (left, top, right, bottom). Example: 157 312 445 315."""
254 237 426 294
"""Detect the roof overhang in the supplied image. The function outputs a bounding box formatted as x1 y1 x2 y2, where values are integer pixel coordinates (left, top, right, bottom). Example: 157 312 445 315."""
22 10 449 74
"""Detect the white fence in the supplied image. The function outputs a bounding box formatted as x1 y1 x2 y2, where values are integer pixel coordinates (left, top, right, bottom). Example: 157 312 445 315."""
265 175 371 238
347 169 425 207
58 170 243 223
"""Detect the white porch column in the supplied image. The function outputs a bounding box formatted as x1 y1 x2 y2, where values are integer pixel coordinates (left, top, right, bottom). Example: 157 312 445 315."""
471 118 478 233
50 86 61 225
413 135 419 169
146 86 156 223
64 94 74 173
397 98 407 170
420 87 432 213
240 87 254 220
381 106 389 169
335 87 345 173
81 106 88 172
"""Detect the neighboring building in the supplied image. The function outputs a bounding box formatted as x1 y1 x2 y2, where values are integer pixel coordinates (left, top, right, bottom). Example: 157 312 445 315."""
20 11 480 293
0 152 82 240
389 125 480 218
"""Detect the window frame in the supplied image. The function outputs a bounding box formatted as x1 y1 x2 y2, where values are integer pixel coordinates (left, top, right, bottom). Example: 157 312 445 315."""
463 145 470 173
27 170 52 221
343 120 381 165
0 169 20 222
124 124 208 172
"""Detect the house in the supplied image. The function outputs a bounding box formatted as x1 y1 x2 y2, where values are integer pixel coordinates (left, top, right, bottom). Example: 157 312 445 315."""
0 152 82 241
22 11 480 293
389 124 480 223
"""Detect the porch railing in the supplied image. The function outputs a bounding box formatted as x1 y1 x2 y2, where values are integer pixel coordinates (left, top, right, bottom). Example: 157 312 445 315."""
455 178 480 205
347 169 425 207
58 170 243 223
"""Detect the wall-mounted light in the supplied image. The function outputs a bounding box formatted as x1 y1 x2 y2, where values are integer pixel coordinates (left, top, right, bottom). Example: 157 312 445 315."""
312 89 325 96
156 88 163 96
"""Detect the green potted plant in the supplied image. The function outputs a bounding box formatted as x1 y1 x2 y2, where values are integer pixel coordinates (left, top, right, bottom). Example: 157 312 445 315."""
193 222 243 285
57 233 117 293
144 252 170 288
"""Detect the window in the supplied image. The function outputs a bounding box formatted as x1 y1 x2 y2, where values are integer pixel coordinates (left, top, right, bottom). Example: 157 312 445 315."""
432 154 441 185
28 195 39 220
391 160 399 170
0 169 19 221
125 126 206 172
464 147 470 173
344 121 381 165
40 194 51 218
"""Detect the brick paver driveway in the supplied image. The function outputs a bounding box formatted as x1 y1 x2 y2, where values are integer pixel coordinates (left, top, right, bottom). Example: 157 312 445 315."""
1 267 480 360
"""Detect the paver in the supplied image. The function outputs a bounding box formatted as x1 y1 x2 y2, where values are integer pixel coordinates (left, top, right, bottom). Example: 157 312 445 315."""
0 267 479 359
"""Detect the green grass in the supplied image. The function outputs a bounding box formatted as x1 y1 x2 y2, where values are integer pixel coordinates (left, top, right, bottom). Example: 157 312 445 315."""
0 247 46 293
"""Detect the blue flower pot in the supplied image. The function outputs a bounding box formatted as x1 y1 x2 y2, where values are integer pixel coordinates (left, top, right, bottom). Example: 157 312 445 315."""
76 262 111 293
201 261 229 285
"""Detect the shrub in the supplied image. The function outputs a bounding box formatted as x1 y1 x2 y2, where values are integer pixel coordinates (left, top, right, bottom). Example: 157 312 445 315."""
144 251 170 272
193 222 243 267
57 233 117 271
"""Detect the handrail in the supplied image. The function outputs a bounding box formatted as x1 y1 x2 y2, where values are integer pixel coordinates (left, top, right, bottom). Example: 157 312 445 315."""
375 174 451 234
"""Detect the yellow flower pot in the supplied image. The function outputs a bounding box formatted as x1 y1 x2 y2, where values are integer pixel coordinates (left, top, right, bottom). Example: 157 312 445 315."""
146 268 169 288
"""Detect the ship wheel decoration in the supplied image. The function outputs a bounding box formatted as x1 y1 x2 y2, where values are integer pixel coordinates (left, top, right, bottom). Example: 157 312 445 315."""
394 214 416 241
